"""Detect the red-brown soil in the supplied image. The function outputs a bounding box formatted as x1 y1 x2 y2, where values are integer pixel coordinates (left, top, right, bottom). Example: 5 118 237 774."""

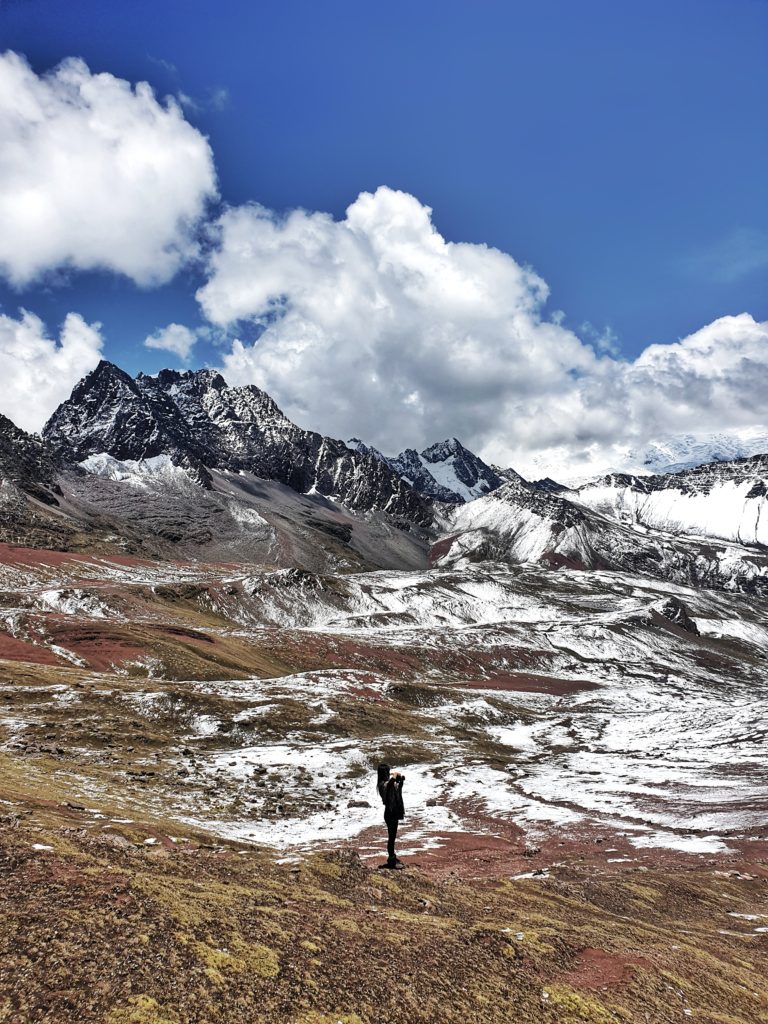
0 632 61 666
460 672 601 695
562 947 651 990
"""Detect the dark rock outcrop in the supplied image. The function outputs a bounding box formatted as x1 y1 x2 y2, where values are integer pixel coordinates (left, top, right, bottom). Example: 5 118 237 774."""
653 596 700 635
0 413 61 505
43 363 432 525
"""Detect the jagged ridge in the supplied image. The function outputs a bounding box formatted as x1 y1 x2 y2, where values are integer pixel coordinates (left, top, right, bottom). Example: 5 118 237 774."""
351 435 508 503
572 455 768 547
43 362 432 525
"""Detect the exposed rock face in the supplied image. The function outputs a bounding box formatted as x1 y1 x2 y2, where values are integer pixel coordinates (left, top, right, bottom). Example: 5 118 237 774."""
652 596 700 635
43 363 432 524
43 361 209 478
0 414 60 505
389 448 459 503
530 477 570 494
13 358 768 596
349 435 507 504
348 437 390 466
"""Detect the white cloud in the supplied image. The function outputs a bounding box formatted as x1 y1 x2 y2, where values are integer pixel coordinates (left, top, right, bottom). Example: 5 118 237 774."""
682 227 768 284
198 187 598 458
494 313 768 477
144 322 198 361
0 50 217 287
0 310 103 433
178 86 229 113
197 187 768 477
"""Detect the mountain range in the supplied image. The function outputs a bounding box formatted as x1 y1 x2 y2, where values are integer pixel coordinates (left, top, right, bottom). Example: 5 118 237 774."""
349 435 509 503
44 361 430 524
0 359 766 594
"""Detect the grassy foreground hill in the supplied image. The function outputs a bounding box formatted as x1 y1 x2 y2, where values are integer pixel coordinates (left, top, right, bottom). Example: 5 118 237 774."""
1 785 767 1024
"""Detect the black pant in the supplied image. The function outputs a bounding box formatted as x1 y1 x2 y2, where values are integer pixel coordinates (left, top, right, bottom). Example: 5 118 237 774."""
386 817 398 859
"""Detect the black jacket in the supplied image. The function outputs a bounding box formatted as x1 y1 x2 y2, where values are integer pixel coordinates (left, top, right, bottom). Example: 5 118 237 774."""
378 776 404 822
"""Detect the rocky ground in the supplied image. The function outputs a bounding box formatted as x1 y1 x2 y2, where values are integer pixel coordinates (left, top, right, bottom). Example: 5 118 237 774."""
1 798 767 1024
1 543 767 1022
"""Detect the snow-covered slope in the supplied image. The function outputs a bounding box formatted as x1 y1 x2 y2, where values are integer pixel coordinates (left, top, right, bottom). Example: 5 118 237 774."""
385 437 508 503
5 359 765 596
573 455 768 547
349 435 509 504
630 428 768 475
433 476 768 594
78 452 194 488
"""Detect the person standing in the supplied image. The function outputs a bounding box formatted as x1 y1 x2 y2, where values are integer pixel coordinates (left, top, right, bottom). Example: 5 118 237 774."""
377 763 405 868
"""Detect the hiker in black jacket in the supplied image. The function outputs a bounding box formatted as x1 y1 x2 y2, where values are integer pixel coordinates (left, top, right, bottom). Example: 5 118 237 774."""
377 763 405 868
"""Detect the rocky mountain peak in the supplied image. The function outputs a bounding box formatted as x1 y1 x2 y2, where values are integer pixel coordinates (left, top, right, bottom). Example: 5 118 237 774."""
69 359 140 405
44 359 209 480
390 437 505 504
422 437 463 460
42 363 432 524
145 367 229 394
348 438 390 465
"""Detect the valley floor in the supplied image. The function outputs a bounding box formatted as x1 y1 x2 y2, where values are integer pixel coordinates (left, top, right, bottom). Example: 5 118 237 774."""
0 543 767 1022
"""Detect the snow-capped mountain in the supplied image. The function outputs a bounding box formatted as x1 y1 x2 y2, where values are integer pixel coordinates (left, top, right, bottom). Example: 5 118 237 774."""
630 429 768 475
1 358 765 595
349 435 509 504
572 455 768 547
521 428 768 487
433 474 768 594
391 437 507 503
43 362 432 524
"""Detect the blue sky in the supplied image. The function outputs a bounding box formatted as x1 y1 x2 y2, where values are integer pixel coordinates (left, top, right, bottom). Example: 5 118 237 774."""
3 0 766 366
0 0 766 471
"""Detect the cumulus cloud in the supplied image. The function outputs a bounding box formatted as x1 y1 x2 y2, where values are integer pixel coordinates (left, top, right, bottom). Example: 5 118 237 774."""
0 310 103 433
0 51 217 287
493 312 768 476
199 187 601 464
195 186 766 477
144 323 199 361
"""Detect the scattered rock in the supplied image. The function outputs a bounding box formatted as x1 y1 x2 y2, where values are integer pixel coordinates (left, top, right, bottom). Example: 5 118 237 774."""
652 596 700 635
